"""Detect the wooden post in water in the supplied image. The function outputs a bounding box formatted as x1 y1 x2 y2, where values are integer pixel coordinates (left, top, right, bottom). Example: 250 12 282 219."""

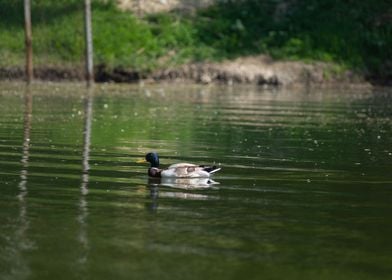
84 0 94 86
24 0 33 83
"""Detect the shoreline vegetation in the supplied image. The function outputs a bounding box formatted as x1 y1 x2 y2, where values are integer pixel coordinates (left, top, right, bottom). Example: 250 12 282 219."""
0 0 391 86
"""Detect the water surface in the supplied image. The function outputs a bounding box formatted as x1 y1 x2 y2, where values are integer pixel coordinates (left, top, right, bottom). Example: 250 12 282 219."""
0 82 391 280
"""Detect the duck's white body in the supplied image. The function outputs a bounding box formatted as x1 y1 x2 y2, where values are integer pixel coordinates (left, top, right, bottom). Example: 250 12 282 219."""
160 163 221 178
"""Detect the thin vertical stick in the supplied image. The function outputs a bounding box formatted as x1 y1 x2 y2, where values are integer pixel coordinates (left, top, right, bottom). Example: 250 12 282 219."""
24 0 33 83
84 0 94 86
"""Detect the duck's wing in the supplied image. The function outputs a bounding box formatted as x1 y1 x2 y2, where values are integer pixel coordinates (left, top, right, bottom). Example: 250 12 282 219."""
168 163 221 172
161 165 221 178
167 163 198 169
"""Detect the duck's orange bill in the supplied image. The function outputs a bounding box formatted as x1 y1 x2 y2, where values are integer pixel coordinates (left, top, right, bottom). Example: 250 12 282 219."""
136 159 147 163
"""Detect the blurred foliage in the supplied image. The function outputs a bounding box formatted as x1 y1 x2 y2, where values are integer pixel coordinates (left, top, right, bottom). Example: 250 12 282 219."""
0 0 391 80
196 0 391 76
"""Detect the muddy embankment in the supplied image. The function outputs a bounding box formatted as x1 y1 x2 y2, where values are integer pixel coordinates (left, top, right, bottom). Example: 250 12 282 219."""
0 55 375 86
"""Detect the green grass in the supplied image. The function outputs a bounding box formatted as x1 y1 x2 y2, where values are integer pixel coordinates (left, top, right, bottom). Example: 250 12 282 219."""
0 0 391 80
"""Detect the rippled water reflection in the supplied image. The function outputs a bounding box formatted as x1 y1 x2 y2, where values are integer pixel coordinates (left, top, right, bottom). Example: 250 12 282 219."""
0 82 391 279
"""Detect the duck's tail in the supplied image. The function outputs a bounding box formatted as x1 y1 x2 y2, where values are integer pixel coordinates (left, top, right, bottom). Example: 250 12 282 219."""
201 165 221 174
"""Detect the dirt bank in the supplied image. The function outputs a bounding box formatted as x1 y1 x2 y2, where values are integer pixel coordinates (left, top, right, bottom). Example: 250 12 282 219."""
150 56 366 86
0 55 371 86
116 0 214 14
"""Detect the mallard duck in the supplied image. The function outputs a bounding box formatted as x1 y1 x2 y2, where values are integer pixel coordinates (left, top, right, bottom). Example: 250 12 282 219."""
137 152 221 178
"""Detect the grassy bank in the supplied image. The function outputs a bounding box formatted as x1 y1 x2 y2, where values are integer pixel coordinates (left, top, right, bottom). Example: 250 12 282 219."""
0 0 391 82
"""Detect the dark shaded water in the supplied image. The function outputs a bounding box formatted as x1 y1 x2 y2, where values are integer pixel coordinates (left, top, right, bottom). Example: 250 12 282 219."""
0 82 391 280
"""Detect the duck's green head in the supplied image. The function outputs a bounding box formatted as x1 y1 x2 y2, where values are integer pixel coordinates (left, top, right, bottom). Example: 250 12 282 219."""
145 152 159 168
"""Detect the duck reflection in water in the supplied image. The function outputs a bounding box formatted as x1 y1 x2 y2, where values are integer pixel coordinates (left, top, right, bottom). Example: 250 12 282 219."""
149 177 219 190
146 177 219 212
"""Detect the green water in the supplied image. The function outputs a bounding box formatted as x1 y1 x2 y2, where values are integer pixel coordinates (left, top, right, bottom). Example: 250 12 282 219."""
0 82 391 280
